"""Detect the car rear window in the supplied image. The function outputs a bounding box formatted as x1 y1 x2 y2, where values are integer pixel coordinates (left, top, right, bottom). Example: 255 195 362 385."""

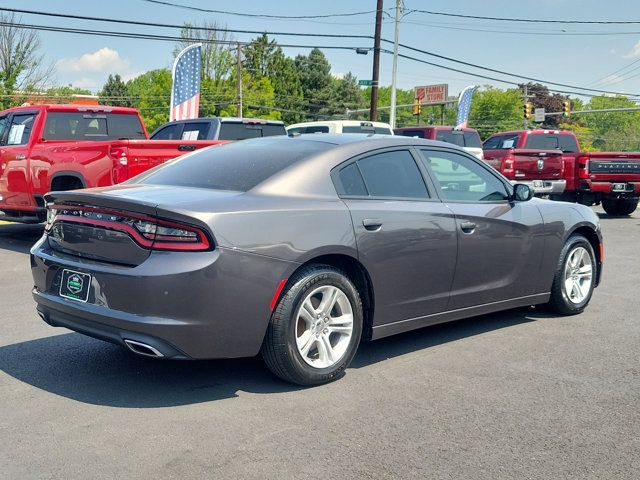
525 134 579 153
43 112 146 140
288 125 330 134
218 122 286 140
342 125 392 135
483 134 520 149
136 138 330 192
396 129 426 138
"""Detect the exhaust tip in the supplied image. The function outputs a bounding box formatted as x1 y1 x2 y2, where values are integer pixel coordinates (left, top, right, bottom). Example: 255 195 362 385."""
124 339 164 358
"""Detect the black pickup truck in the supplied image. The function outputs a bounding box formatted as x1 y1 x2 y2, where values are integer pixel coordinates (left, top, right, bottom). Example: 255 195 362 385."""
150 117 286 141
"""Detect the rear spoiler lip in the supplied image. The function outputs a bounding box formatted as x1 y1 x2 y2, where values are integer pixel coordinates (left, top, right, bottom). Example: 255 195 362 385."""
44 189 158 218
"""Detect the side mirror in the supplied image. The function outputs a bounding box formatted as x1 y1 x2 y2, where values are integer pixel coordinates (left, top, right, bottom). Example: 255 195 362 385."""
512 183 533 202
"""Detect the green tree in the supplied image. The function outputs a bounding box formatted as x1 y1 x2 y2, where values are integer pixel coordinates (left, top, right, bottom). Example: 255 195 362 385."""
468 86 522 139
99 74 130 107
43 85 92 103
582 95 640 151
520 83 569 128
295 48 333 119
126 69 172 132
0 13 53 108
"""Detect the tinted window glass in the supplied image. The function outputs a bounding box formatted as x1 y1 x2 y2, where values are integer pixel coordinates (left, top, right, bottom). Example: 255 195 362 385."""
151 124 182 140
483 134 519 149
420 149 508 202
336 163 368 196
0 115 9 143
180 122 210 140
43 112 146 140
525 133 579 153
435 130 465 147
342 125 392 135
302 126 329 134
261 124 287 137
396 129 425 138
218 123 286 140
7 113 37 145
137 138 330 191
357 150 428 198
464 131 482 148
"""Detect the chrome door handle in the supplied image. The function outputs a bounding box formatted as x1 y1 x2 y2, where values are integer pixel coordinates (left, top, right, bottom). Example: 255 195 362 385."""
15 154 26 160
460 221 476 234
362 218 382 231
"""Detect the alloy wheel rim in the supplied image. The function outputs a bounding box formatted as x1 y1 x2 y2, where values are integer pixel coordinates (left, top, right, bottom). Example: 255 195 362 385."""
562 246 593 304
295 285 354 369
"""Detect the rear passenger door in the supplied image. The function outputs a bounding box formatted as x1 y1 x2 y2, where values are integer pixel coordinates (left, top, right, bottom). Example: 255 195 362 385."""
334 148 458 326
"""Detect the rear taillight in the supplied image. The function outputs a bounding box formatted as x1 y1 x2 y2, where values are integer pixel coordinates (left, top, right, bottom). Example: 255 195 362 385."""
502 154 515 177
46 204 211 252
110 146 129 184
577 155 589 179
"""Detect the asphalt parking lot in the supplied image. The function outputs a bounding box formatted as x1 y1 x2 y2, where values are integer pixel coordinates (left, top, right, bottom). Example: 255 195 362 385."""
0 208 638 479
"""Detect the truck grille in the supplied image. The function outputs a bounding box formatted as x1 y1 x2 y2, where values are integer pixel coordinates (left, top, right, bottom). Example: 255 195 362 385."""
589 161 640 174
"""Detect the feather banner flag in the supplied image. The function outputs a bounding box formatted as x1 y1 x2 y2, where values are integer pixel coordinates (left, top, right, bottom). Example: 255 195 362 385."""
455 85 477 129
170 43 202 121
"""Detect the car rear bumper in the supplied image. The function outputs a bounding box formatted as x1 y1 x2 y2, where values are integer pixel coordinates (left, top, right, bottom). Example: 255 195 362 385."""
580 181 640 196
30 237 295 359
512 179 566 194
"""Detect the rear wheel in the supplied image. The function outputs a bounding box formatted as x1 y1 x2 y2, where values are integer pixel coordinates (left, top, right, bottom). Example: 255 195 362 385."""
602 198 638 216
261 265 363 386
546 234 596 315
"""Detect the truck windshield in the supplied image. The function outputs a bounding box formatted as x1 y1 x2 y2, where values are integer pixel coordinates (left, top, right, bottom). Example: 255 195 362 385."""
43 112 147 140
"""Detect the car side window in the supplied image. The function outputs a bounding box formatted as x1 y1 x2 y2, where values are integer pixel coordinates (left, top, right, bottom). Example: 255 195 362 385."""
0 115 8 144
419 149 509 202
356 150 428 199
335 163 368 196
151 124 182 140
6 113 37 146
181 122 210 140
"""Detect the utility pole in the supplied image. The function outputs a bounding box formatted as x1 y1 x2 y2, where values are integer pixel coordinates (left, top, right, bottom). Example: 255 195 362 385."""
236 42 243 118
369 0 383 121
389 0 400 129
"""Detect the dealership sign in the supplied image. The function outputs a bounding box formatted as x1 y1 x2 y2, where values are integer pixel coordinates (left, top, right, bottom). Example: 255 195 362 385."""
414 84 449 105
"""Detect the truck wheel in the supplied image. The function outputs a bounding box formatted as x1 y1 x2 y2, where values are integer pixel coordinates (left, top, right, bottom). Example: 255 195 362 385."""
601 199 619 215
261 265 363 386
546 234 596 315
616 200 638 216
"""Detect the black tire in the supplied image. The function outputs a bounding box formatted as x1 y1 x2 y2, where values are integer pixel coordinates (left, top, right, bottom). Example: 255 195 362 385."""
601 198 619 215
261 265 363 386
546 234 596 315
616 200 638 216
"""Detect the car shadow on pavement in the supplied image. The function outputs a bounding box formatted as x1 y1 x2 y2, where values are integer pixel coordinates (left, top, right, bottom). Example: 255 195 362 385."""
0 224 44 254
0 307 549 408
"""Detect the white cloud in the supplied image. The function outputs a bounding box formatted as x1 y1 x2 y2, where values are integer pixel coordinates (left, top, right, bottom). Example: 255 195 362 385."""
121 71 145 82
55 48 130 73
71 77 99 89
623 40 640 59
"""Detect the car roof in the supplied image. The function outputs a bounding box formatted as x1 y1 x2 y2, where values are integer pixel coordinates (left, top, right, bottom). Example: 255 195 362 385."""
395 126 479 133
162 117 284 125
287 120 392 128
487 129 573 137
2 104 139 114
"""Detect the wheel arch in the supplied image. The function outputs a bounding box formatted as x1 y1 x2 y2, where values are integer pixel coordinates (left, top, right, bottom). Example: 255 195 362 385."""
50 171 87 191
279 253 376 341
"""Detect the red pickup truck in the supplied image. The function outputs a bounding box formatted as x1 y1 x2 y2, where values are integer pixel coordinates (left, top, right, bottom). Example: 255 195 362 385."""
0 104 223 223
483 129 640 215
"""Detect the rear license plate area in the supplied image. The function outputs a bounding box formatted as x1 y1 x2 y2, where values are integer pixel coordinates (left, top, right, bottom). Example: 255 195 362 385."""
59 269 91 302
612 183 627 192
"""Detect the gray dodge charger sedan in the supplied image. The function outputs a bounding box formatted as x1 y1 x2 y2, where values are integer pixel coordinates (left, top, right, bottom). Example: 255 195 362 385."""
31 135 603 385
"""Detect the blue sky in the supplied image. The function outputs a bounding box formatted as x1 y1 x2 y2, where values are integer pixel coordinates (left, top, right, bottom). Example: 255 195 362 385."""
3 0 640 99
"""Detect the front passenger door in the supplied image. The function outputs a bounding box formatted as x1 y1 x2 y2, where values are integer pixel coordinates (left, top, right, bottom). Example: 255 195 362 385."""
418 148 545 310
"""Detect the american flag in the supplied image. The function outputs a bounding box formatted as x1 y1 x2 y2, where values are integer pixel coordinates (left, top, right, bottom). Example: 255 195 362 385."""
455 85 477 129
170 44 202 121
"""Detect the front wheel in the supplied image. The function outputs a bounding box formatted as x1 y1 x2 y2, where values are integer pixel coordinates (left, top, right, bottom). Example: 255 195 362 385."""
546 235 596 315
261 265 363 386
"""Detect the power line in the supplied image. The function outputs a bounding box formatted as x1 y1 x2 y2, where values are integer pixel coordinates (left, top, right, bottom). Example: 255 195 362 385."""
0 7 374 40
389 42 640 97
139 0 382 20
408 9 640 25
